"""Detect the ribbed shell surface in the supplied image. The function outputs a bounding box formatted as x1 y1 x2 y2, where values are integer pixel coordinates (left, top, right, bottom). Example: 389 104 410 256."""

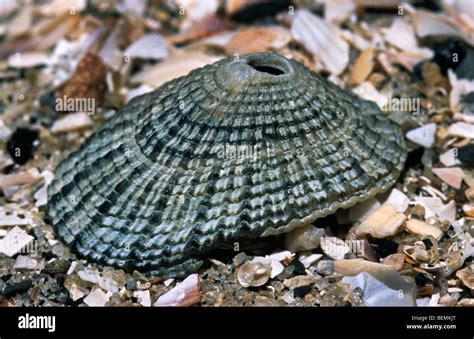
47 53 406 277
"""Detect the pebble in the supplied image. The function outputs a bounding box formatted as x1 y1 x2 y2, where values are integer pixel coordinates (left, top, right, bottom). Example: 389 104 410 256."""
6 127 39 165
14 256 39 270
2 279 33 298
462 204 474 217
0 226 34 257
456 265 473 290
293 285 312 298
284 225 325 252
466 187 474 201
236 257 271 287
44 258 70 275
232 252 249 267
356 204 406 238
406 123 436 148
447 122 474 139
405 219 444 240
283 274 317 289
458 143 474 164
84 288 110 307
432 167 464 189
154 274 201 307
320 236 350 260
314 260 334 276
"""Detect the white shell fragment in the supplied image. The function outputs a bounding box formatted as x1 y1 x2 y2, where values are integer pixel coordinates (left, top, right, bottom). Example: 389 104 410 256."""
406 123 436 148
439 149 461 167
283 224 325 252
133 290 152 307
236 257 272 288
14 255 39 270
342 272 415 306
447 122 474 139
34 170 54 207
405 219 443 240
381 188 410 213
291 9 349 75
0 226 34 257
320 236 350 260
51 112 93 133
356 204 406 238
154 274 201 307
124 33 168 60
414 196 456 223
83 288 110 307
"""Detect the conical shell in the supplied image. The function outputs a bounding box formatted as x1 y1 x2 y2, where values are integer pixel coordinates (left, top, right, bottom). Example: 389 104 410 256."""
47 52 406 277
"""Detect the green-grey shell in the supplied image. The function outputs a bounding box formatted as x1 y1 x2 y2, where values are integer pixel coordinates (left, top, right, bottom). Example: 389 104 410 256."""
47 52 406 277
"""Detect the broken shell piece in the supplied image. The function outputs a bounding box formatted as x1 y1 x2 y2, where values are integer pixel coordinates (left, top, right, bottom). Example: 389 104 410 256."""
380 188 410 213
448 122 474 139
84 288 110 307
284 224 325 252
320 236 350 260
124 34 168 60
465 187 474 202
439 149 461 167
349 48 374 85
0 169 43 197
291 9 349 75
298 253 323 268
51 112 93 134
413 196 456 223
403 242 430 263
283 275 317 290
356 204 406 238
153 274 200 307
236 258 271 288
0 226 34 257
133 290 151 307
381 253 406 271
34 170 54 207
406 123 436 148
348 197 381 223
456 265 474 290
463 204 474 217
432 167 464 189
405 219 443 240
224 26 291 55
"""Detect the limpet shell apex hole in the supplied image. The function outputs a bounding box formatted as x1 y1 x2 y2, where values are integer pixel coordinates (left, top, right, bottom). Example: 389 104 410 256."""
244 53 291 76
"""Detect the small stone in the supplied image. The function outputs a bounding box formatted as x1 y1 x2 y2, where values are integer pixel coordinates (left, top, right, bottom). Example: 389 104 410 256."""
67 284 87 301
276 265 295 280
405 219 444 240
314 260 334 276
320 236 350 260
2 279 33 298
381 253 406 270
232 252 249 267
456 265 473 290
236 257 271 288
432 167 464 189
126 279 137 291
133 290 151 306
458 143 474 164
406 123 436 148
463 204 474 217
14 256 38 270
0 226 34 257
283 274 317 289
44 258 70 275
293 285 312 298
283 224 325 252
466 187 474 201
154 274 201 307
356 204 406 238
448 122 474 139
84 288 110 307
439 149 461 167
